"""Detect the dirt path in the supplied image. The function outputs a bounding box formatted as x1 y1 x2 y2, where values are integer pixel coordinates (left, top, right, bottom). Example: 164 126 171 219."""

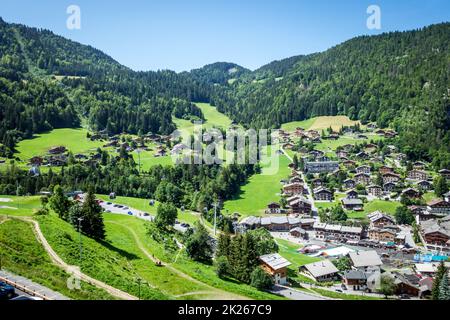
16 217 138 300
106 220 250 300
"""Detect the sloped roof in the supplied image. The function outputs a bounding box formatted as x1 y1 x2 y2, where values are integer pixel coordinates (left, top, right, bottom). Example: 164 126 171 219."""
260 253 291 271
302 260 339 278
348 250 382 268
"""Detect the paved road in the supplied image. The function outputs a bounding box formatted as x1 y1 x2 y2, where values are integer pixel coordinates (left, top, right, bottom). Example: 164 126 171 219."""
270 285 329 300
0 270 68 300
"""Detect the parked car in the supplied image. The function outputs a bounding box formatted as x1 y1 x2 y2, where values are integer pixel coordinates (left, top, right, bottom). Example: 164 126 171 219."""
335 289 343 293
123 207 129 210
106 202 112 205
127 211 133 216
0 282 15 300
143 213 150 217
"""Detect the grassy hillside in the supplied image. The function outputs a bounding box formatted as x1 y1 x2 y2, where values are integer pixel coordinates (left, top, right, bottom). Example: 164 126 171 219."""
224 148 291 217
15 128 103 161
0 218 114 300
0 195 41 216
281 116 360 132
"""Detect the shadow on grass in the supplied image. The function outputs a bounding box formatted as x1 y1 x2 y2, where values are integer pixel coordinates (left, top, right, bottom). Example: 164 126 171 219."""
98 239 140 260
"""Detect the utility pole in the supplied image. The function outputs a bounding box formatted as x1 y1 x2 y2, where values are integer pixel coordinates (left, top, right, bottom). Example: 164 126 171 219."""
213 199 220 236
136 148 143 175
137 278 142 300
78 217 84 262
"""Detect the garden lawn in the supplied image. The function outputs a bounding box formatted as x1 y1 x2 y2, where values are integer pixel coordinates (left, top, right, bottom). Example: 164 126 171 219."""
0 218 114 300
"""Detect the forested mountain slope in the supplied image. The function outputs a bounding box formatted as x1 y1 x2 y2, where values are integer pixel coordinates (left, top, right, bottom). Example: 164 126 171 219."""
0 17 449 167
211 23 450 167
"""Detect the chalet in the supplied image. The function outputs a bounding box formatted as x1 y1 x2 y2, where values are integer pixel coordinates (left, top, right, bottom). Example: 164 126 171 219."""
368 228 397 243
348 250 382 271
396 153 407 161
439 169 450 180
384 130 397 138
341 197 363 211
259 253 291 285
265 202 282 214
342 159 356 169
382 172 401 184
417 180 432 191
313 187 333 201
282 142 295 150
355 151 369 160
379 166 394 175
344 179 356 189
420 216 450 248
337 151 349 159
368 211 396 228
407 170 428 181
401 188 421 199
312 178 322 188
290 227 308 239
392 272 424 298
29 156 44 166
356 165 371 174
261 216 289 231
427 199 450 216
171 143 189 155
313 222 363 241
289 196 312 215
48 146 67 155
367 123 378 130
308 149 325 158
47 156 67 167
342 270 367 291
283 183 304 196
74 154 88 160
367 185 383 197
346 190 359 199
364 143 378 153
103 140 118 148
354 173 371 186
305 161 339 174
383 182 397 193
413 161 427 170
357 134 368 140
289 176 303 184
300 260 340 282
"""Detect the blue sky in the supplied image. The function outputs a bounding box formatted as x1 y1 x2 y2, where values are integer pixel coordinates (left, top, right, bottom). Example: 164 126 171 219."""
1 0 449 72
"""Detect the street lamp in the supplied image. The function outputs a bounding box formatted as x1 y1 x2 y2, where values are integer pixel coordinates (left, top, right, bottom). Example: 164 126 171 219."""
78 217 84 262
136 148 143 175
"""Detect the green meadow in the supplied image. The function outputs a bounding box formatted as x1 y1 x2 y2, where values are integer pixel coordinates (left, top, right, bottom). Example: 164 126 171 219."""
224 148 291 217
281 116 359 132
0 195 41 216
15 128 103 161
0 218 114 300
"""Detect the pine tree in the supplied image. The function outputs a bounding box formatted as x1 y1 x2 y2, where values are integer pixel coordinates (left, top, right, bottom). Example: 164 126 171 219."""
216 232 231 259
80 191 105 240
432 261 447 300
49 185 72 220
438 273 450 300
